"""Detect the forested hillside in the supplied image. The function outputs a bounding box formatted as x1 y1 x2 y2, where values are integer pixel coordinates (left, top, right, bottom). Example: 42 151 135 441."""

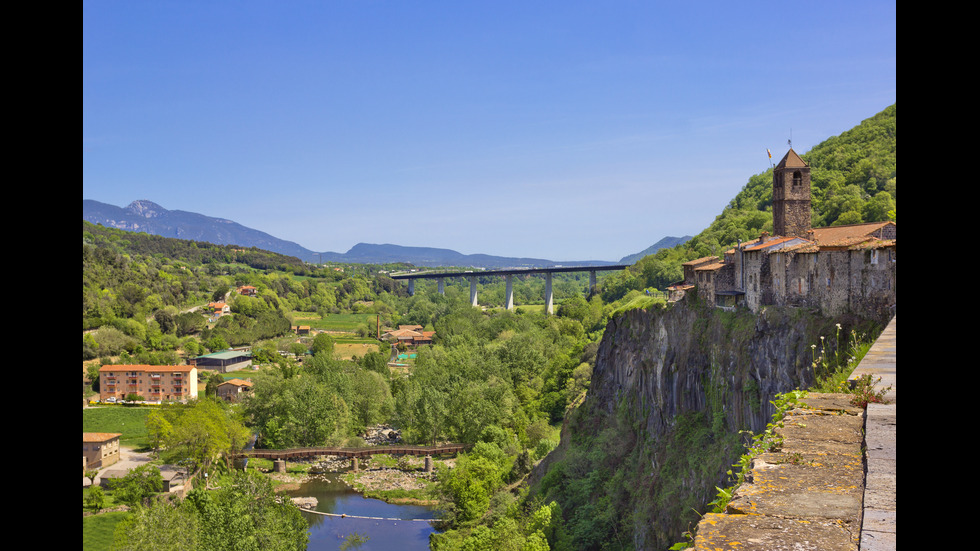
599 103 896 302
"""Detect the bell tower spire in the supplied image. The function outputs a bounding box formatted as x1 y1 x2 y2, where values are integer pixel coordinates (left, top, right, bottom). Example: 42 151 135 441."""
772 148 812 238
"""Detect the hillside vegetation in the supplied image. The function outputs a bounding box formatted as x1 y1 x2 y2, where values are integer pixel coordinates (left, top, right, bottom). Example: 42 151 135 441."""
599 103 896 302
82 104 893 551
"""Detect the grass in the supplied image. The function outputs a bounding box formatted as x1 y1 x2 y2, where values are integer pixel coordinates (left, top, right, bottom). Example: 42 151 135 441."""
82 407 153 449
335 342 383 360
82 511 129 551
290 312 376 332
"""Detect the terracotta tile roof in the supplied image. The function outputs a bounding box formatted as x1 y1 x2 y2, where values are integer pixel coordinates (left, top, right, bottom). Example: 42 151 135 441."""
683 256 722 267
386 329 422 337
99 364 194 373
83 432 122 442
219 379 253 387
780 242 821 254
694 261 726 271
807 221 894 244
744 235 811 252
775 148 808 169
666 283 696 290
850 238 896 250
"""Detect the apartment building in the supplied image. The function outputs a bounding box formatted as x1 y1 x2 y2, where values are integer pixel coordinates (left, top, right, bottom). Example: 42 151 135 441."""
99 364 198 403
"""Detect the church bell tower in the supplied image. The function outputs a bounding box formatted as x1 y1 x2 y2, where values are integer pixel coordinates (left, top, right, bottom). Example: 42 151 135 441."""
772 148 812 238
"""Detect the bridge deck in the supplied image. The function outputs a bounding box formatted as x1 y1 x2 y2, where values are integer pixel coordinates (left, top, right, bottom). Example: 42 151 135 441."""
390 265 630 279
233 444 467 460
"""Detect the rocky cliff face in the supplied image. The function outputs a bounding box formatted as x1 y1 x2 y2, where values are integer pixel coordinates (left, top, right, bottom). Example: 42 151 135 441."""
529 296 872 550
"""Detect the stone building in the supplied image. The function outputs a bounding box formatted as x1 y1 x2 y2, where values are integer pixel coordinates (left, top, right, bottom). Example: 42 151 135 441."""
217 378 254 402
83 432 122 471
669 148 896 321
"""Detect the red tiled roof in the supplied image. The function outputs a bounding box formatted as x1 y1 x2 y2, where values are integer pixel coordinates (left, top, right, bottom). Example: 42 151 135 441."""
850 239 895 250
666 283 696 291
682 256 722 266
744 236 810 252
99 364 194 373
775 148 808 169
694 261 725 271
219 379 253 387
83 432 122 442
807 221 894 244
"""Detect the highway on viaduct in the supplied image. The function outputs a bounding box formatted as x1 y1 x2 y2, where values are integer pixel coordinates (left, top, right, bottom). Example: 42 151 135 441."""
390 265 630 314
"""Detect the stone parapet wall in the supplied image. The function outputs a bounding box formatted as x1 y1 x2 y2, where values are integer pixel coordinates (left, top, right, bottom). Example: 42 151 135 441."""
690 393 866 550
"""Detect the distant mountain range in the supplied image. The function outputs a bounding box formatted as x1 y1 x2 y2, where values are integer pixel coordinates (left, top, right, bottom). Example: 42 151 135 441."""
618 236 692 264
83 199 686 268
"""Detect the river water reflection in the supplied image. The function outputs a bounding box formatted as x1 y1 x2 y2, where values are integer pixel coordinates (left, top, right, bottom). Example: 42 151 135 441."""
281 473 440 551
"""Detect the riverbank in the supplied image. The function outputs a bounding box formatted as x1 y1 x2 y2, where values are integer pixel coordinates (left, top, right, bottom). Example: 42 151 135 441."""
262 454 448 507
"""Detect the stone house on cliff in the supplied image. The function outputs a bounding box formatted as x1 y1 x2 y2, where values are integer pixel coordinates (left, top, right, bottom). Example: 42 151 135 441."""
669 148 896 320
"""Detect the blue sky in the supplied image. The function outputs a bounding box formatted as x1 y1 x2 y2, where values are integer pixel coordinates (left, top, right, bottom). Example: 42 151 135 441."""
83 1 896 262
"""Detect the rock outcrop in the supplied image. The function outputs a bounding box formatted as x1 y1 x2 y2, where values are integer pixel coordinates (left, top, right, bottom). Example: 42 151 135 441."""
529 295 877 549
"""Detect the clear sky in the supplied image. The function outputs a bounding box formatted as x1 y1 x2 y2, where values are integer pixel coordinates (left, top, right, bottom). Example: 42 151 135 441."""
83 1 896 262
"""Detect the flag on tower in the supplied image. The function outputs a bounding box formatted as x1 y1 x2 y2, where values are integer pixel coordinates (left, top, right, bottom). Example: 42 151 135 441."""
767 148 771 159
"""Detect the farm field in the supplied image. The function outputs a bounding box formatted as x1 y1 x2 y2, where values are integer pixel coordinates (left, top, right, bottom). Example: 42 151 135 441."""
335 341 384 360
82 406 153 449
290 311 377 333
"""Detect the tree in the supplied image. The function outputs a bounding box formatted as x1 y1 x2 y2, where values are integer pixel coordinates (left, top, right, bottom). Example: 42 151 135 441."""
212 285 230 302
153 308 177 334
145 409 173 454
159 398 251 479
359 350 390 377
110 496 200 551
85 484 107 512
310 332 335 357
112 464 164 507
241 370 350 448
205 371 225 397
186 470 309 551
205 335 230 352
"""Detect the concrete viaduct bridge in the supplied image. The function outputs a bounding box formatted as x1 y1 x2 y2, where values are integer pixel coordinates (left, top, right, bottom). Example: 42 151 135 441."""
390 265 630 314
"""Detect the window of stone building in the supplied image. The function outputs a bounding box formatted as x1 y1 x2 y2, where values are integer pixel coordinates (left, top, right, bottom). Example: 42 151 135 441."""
870 249 879 265
793 171 802 188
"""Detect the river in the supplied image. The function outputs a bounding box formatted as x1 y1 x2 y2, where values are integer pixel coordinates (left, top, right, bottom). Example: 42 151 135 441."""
280 472 441 551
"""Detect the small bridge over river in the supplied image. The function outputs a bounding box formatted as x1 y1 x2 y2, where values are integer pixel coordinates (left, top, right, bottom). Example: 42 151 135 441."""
390 265 630 314
232 443 468 472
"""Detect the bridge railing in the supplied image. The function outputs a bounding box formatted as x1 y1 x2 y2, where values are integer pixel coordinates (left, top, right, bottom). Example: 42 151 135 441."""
232 443 468 459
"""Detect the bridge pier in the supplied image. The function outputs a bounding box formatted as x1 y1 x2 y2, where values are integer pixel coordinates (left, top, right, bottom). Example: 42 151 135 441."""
351 457 359 473
408 279 415 296
425 455 433 473
273 460 286 473
505 275 514 310
590 270 597 294
437 278 445 295
545 272 553 315
469 276 478 307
